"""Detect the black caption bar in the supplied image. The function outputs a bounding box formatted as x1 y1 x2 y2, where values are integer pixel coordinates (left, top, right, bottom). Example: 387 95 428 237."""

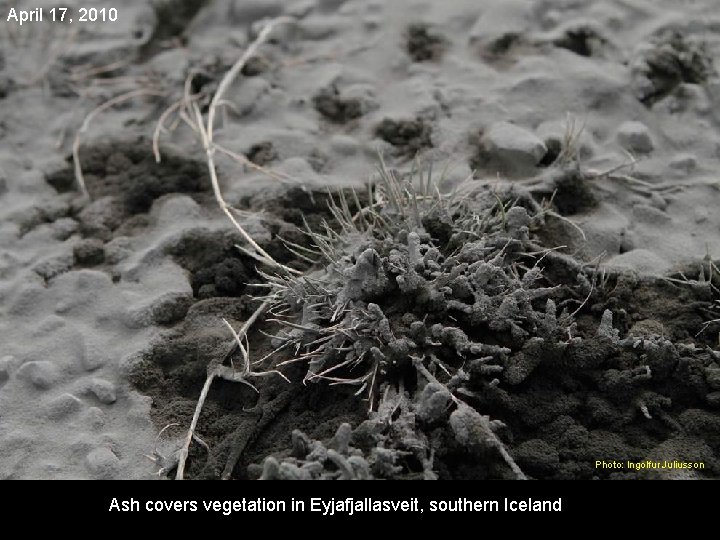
2 480 712 526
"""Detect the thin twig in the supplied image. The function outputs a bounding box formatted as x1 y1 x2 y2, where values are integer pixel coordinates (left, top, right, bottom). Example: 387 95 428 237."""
214 143 300 184
175 300 273 479
191 102 300 275
207 17 294 142
175 372 216 480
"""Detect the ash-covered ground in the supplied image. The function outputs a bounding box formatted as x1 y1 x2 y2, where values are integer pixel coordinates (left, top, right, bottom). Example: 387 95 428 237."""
0 0 719 479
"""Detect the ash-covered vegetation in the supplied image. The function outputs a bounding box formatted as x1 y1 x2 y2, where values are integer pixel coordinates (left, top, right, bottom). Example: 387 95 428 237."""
240 165 720 479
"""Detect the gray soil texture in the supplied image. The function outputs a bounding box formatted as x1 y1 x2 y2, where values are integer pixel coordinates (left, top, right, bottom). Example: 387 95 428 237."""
0 0 719 479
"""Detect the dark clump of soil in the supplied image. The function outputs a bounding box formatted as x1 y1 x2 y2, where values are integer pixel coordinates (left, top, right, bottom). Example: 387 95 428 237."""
165 229 255 299
549 168 598 215
245 141 277 166
46 140 209 214
487 33 522 56
241 55 271 77
167 186 351 300
375 117 433 157
142 0 209 55
246 185 370 233
538 139 562 167
125 161 206 214
476 33 535 70
597 273 715 344
553 26 608 57
406 23 447 62
188 70 216 96
312 85 364 124
632 30 714 107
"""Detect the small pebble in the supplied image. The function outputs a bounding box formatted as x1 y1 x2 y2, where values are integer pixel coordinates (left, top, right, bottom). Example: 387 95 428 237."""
32 253 74 281
329 134 360 156
73 239 105 266
156 196 202 227
299 15 342 40
104 237 132 264
83 406 106 430
669 153 697 173
632 203 671 224
44 393 83 420
616 121 654 154
124 292 192 327
83 356 107 373
8 282 46 317
51 218 78 241
89 378 117 404
483 122 547 167
16 361 60 390
86 446 120 479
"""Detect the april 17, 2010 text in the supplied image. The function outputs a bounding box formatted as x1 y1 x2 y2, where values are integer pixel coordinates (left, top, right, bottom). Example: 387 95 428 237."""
6 7 119 25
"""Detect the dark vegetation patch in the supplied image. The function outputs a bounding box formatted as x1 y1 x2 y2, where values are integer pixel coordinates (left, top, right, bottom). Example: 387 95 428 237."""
375 117 433 157
312 85 364 124
406 23 447 62
632 30 714 107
